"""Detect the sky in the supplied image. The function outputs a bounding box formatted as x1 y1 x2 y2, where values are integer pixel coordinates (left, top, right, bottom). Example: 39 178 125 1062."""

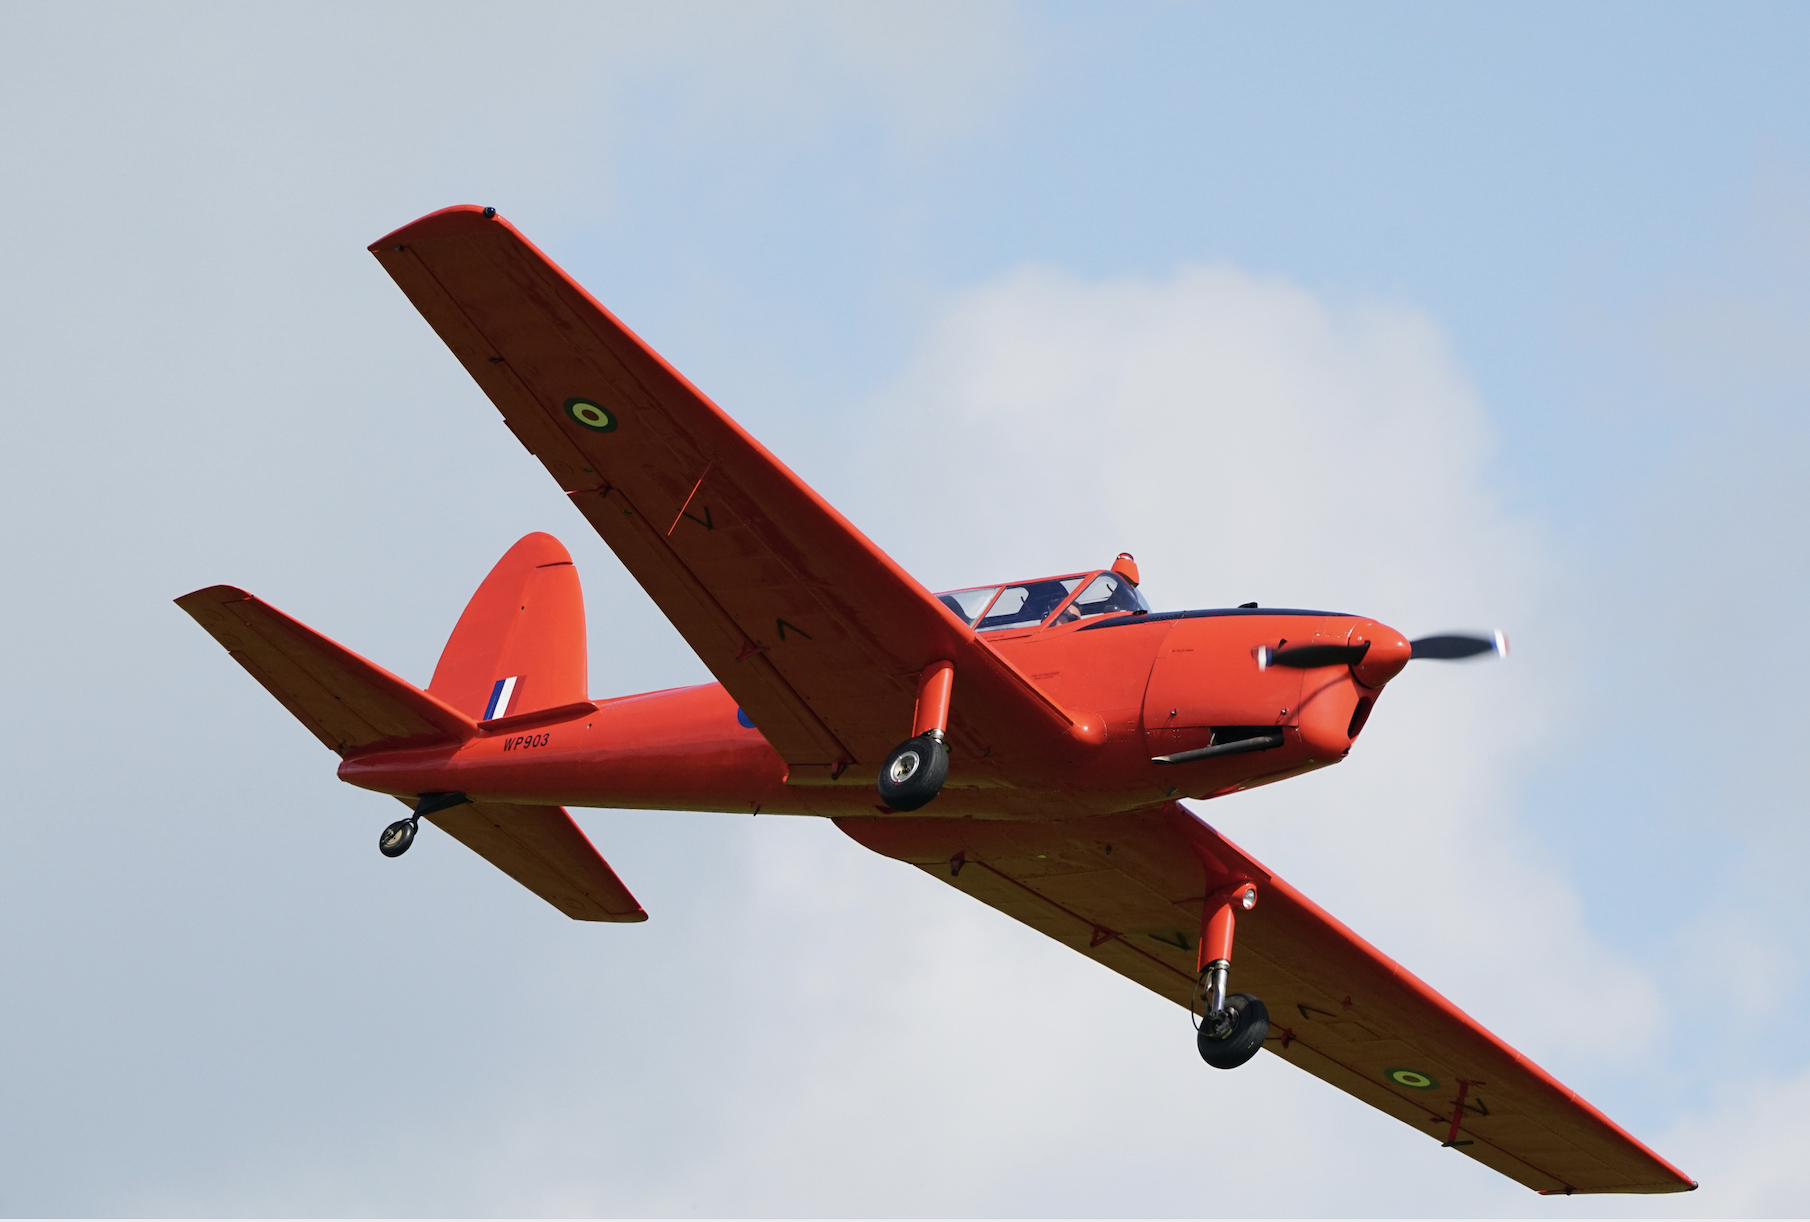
1 1 1808 1215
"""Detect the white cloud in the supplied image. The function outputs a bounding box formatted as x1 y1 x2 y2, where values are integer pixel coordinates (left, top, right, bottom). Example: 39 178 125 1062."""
1649 1063 1810 1217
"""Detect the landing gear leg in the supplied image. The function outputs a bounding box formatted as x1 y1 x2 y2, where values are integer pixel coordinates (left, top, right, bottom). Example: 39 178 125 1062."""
378 791 470 858
878 661 954 811
1195 882 1270 1069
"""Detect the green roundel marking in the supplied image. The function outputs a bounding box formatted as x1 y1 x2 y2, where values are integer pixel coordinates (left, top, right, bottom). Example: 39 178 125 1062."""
1387 1067 1440 1091
564 397 617 432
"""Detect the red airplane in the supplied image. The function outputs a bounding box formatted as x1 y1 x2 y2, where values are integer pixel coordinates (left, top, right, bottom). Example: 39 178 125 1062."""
177 205 1693 1197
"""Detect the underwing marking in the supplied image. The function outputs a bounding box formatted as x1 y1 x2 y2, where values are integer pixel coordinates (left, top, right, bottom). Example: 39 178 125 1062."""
776 618 812 642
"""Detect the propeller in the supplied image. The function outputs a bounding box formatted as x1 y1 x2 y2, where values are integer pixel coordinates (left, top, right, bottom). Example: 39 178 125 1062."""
1257 642 1370 669
1409 631 1508 661
1258 631 1506 670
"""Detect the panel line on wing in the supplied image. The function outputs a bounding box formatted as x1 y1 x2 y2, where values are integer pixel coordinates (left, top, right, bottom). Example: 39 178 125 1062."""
383 246 603 489
972 861 1195 985
567 482 854 765
1272 1033 1570 1190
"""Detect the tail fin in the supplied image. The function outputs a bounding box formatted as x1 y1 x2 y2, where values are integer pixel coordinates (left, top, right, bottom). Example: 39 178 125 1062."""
430 533 589 724
175 586 476 754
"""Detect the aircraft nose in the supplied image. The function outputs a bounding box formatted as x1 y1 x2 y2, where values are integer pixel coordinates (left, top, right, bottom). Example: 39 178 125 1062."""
1349 620 1412 688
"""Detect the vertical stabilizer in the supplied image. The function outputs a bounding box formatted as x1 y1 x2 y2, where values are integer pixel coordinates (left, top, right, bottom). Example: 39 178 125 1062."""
430 533 588 721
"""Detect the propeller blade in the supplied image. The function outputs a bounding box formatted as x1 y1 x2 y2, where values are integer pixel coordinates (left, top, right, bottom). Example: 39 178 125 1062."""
1409 631 1508 661
1257 642 1371 670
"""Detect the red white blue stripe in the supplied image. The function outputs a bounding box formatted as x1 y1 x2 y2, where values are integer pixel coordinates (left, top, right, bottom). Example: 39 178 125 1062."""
483 675 520 720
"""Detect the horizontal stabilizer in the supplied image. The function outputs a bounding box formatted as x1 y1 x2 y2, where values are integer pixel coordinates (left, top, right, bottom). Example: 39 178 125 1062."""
413 798 646 922
176 585 476 754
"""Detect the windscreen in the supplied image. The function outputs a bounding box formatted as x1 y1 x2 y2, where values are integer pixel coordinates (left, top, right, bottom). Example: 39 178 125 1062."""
936 586 1000 625
974 577 1085 632
1051 572 1149 624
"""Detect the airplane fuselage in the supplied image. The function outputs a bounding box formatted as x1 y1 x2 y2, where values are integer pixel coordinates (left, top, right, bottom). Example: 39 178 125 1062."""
337 608 1408 818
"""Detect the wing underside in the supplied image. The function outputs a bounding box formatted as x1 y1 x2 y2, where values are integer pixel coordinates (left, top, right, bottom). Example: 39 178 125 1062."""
836 804 1693 1196
368 205 1073 781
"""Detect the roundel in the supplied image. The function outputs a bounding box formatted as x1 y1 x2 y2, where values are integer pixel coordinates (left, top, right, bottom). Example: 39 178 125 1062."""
1386 1067 1440 1091
564 397 617 432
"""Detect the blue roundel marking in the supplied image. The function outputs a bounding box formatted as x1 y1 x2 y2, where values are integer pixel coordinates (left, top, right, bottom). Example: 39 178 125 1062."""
736 707 756 729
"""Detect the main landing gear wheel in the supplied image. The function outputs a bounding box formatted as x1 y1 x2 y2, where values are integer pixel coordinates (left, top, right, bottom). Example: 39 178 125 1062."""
1197 993 1269 1069
877 733 949 811
379 817 417 858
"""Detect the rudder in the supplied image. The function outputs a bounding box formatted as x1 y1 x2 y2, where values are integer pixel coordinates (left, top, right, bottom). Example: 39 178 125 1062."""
431 533 589 722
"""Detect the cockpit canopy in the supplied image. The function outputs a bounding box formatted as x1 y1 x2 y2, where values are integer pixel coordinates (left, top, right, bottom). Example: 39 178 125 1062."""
936 569 1149 633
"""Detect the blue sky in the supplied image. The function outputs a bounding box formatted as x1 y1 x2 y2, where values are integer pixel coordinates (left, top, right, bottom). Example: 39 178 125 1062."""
2 2 1807 1214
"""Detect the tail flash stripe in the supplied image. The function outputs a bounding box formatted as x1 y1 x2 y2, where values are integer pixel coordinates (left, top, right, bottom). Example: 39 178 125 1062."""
484 675 520 720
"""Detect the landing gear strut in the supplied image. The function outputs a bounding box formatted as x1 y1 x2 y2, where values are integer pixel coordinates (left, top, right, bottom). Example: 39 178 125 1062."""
1194 882 1270 1069
878 661 953 811
378 791 470 858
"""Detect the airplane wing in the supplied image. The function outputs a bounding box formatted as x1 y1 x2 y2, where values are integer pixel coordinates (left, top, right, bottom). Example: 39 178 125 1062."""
837 803 1695 1196
410 798 647 923
369 206 1075 781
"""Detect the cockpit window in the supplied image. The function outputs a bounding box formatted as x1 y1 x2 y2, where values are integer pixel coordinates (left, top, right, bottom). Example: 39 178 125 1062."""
936 570 1142 633
937 586 1000 625
1051 572 1149 624
974 577 1084 632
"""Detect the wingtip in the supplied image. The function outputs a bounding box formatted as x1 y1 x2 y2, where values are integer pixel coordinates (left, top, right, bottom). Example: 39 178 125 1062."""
174 583 253 609
368 204 506 251
585 907 649 924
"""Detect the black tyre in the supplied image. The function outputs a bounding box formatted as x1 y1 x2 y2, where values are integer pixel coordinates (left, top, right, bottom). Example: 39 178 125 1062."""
1197 993 1269 1069
379 818 417 858
877 734 950 811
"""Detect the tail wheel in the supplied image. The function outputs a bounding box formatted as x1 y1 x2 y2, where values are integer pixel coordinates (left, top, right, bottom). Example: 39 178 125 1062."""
379 818 417 858
1197 993 1269 1069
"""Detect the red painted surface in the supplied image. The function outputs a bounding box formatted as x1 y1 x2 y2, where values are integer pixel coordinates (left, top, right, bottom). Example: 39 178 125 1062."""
1199 901 1236 972
171 205 1696 1197
910 660 955 739
430 532 588 721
